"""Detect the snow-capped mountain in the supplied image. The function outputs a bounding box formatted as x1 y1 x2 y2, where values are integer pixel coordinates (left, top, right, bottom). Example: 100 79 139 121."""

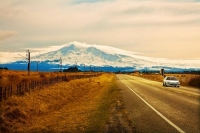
30 41 200 69
1 41 200 71
32 42 149 67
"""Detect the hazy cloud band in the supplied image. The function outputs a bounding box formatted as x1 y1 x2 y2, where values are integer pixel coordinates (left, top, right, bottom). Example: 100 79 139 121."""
0 0 200 59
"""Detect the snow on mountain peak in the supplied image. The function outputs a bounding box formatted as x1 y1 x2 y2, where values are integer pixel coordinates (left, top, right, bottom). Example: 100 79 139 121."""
57 41 139 56
1 41 200 69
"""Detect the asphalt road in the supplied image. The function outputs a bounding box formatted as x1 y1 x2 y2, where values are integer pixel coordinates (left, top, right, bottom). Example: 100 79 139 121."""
117 74 200 133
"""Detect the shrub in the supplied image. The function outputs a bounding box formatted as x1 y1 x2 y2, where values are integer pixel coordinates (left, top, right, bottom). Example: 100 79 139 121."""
188 77 200 88
39 73 46 78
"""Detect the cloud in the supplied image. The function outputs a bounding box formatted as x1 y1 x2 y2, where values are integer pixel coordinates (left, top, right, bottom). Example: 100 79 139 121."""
0 30 18 41
0 0 200 58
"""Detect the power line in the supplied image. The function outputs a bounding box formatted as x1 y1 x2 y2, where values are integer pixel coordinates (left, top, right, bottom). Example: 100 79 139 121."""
0 46 24 51
37 61 39 72
27 49 30 75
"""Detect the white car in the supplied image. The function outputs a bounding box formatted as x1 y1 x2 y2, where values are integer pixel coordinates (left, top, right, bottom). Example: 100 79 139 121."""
163 76 180 87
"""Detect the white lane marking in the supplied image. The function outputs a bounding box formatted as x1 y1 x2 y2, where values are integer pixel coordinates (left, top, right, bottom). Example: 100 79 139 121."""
129 75 200 97
118 76 185 133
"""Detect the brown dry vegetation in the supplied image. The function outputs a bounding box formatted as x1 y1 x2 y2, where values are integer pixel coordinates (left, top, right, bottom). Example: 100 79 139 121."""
0 70 100 87
0 70 103 100
131 73 200 88
0 70 62 88
0 72 135 133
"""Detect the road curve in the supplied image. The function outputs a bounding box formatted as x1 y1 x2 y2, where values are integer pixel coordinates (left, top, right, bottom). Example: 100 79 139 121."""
116 74 200 133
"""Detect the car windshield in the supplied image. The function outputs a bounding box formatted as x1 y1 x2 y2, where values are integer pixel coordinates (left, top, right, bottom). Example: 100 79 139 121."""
166 77 178 80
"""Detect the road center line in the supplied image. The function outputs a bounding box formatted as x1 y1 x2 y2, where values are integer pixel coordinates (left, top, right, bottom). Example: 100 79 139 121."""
118 76 185 133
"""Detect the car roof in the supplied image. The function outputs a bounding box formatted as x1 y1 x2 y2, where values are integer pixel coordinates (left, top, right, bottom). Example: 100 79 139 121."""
164 76 178 79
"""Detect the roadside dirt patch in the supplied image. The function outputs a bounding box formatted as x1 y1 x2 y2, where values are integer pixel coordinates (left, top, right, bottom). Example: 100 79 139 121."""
105 99 135 133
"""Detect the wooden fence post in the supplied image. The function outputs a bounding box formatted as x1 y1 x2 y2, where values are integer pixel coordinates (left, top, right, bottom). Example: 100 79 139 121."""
4 87 6 100
35 81 37 89
25 82 27 93
19 83 22 95
7 87 10 97
11 86 12 96
0 87 2 101
17 84 19 95
19 83 21 95
29 82 31 92
8 86 12 97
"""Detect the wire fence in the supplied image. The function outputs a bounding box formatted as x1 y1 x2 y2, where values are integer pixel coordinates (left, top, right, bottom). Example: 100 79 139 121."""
0 73 102 102
0 76 67 102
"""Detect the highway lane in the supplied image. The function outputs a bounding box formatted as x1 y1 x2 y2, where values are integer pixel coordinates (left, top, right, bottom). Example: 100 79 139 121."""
117 74 200 133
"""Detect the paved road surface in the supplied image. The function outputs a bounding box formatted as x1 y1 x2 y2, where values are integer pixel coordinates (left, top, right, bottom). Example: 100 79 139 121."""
117 74 200 133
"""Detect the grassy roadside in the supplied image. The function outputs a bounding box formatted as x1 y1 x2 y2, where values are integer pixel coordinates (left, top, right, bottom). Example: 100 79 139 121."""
131 73 200 88
85 79 115 132
86 75 135 133
0 73 134 132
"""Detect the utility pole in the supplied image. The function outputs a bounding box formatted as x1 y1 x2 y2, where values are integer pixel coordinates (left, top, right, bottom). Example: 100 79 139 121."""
75 61 77 67
37 61 39 72
27 49 30 75
75 61 77 72
60 57 62 72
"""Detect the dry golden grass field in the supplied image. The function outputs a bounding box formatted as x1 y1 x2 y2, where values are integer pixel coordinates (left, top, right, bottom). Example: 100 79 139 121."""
0 70 101 87
0 70 134 133
0 70 103 100
131 73 200 88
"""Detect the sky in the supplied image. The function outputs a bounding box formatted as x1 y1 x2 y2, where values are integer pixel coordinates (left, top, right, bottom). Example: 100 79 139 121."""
0 0 200 59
